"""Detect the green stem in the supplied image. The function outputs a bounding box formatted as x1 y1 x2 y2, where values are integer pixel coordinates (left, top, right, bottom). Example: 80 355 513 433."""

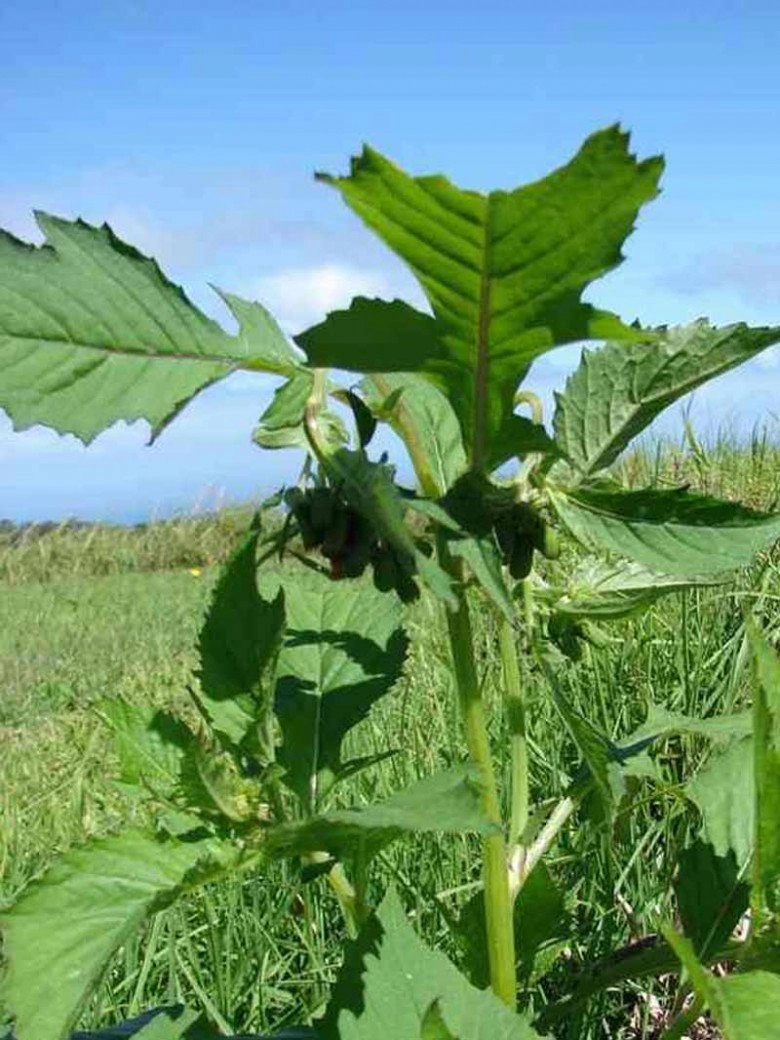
658 997 704 1040
510 795 576 899
303 852 366 939
441 545 516 1007
303 367 330 466
499 618 529 851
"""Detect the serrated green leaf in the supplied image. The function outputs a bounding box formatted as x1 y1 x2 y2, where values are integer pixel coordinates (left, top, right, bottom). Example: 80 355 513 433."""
361 372 467 496
552 485 780 576
97 700 193 795
674 841 749 957
747 623 780 913
553 321 780 478
299 126 662 468
320 888 546 1040
259 370 315 431
0 831 236 1040
274 574 408 810
551 559 723 620
686 739 754 869
195 522 285 751
0 216 291 442
622 704 752 751
213 289 300 375
266 765 496 863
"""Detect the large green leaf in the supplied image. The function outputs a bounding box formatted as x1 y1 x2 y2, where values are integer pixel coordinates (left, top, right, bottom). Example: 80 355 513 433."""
553 321 780 477
195 521 285 751
549 559 722 620
622 704 752 750
273 574 408 809
551 485 780 576
360 372 466 496
714 972 780 1039
747 623 780 913
0 215 297 442
266 765 495 863
320 889 545 1040
0 831 235 1040
674 841 749 957
686 739 754 869
299 126 662 468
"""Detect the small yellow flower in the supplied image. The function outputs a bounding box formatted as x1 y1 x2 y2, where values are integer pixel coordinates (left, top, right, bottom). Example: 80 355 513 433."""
188 567 202 577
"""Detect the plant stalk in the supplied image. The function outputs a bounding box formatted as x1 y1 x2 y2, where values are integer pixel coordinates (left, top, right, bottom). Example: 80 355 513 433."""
441 547 516 1007
499 617 529 852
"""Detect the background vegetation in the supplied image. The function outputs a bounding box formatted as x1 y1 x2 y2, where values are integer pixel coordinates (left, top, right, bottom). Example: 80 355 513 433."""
2 430 779 1040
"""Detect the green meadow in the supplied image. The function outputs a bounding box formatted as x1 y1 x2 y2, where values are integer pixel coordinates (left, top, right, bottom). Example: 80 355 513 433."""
2 433 778 1039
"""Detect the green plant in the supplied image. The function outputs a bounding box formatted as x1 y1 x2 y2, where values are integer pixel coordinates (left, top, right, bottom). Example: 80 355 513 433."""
1 125 779 1039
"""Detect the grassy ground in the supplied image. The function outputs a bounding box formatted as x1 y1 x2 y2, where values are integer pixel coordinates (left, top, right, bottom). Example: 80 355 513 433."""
1 437 779 1038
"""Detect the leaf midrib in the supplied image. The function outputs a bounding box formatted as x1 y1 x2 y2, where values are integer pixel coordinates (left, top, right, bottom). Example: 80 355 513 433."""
0 332 241 367
472 212 493 469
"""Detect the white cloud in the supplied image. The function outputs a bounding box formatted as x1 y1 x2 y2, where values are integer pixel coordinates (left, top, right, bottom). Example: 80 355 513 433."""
248 263 405 333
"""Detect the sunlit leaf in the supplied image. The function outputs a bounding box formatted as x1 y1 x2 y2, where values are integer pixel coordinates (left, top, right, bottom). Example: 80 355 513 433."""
97 700 193 796
274 573 408 809
299 127 662 468
551 485 780 576
686 739 754 869
0 832 236 1040
320 889 545 1039
550 559 723 620
361 372 467 496
0 216 293 441
553 321 780 477
266 766 495 863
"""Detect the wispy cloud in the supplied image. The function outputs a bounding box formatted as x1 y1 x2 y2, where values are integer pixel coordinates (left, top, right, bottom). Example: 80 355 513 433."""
659 245 780 308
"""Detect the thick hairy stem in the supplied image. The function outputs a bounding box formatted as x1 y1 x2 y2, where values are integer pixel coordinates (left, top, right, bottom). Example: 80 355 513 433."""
441 545 516 1007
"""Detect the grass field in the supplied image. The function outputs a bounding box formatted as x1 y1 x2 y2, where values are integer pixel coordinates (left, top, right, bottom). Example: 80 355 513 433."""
2 434 779 1039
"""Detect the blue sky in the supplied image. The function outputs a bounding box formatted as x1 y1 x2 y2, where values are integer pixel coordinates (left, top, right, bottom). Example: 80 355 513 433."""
2 0 779 522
